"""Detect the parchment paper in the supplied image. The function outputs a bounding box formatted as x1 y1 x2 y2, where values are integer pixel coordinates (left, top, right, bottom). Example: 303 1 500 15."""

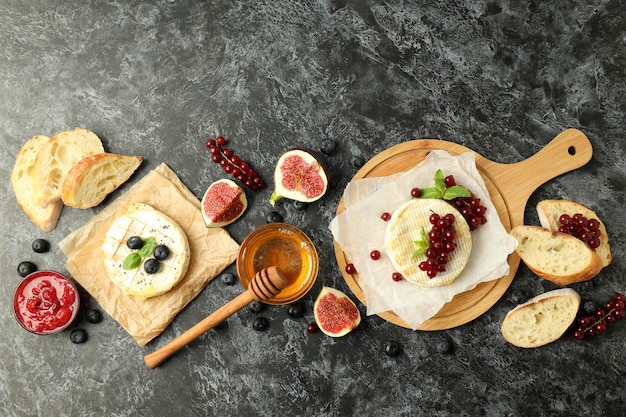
59 163 240 346
329 150 517 329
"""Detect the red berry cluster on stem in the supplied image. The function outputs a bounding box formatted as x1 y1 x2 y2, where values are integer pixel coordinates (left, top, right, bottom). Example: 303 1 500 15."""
418 213 457 278
558 213 601 249
205 136 266 191
573 293 625 340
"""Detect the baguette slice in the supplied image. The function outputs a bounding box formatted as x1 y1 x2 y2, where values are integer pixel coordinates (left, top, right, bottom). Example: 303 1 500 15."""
11 135 64 232
61 153 142 209
501 288 581 348
537 199 612 268
32 128 104 208
510 225 603 286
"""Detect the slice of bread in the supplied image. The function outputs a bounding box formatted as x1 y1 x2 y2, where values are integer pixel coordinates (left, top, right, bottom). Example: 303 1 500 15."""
61 153 142 209
510 225 603 286
501 288 580 348
537 199 612 268
32 128 104 208
11 135 63 232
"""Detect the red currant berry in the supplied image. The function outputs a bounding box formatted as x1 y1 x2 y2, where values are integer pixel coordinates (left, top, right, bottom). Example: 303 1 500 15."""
381 212 391 221
216 136 226 146
370 250 381 260
345 263 357 274
411 187 421 198
444 175 456 187
307 322 319 333
392 272 403 282
206 138 216 148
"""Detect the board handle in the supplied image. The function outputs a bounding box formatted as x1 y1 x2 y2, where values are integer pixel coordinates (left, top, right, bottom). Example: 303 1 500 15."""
481 128 593 226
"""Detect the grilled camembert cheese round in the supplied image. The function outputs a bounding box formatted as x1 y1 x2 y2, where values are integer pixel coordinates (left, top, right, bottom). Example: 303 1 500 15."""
384 199 472 287
102 202 191 299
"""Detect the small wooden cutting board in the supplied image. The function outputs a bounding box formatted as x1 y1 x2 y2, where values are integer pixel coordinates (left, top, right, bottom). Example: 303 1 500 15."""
334 129 593 330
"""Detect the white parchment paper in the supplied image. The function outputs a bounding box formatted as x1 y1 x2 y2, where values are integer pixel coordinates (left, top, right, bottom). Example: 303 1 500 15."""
329 150 517 329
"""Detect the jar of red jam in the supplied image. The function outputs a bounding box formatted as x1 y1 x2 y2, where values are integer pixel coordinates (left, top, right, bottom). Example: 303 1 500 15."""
13 270 80 335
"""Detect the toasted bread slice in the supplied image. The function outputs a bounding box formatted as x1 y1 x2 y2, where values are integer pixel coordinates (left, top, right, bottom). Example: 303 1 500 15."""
32 128 104 208
61 153 142 209
11 135 63 232
501 288 580 348
510 225 603 286
537 199 611 268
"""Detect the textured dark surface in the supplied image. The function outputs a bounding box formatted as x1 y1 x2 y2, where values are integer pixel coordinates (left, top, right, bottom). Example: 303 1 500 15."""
1 1 625 416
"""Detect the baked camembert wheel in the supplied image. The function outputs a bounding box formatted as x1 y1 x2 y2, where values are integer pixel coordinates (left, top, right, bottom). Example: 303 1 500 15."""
102 203 191 299
384 199 472 287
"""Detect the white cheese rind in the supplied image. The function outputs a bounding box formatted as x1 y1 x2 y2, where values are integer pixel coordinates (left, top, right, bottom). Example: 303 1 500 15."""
102 202 190 299
384 198 472 287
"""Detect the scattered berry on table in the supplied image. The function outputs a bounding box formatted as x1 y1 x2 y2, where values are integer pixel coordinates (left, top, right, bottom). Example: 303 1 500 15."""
86 309 103 324
350 155 365 168
345 263 357 275
319 138 337 155
383 340 402 357
248 300 265 314
433 336 453 354
31 239 50 253
220 272 236 286
252 316 269 331
70 329 88 344
266 211 283 223
307 321 319 333
287 302 304 318
17 261 37 277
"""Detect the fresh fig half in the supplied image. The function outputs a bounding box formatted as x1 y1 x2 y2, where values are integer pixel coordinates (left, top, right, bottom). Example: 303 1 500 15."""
313 285 361 337
201 179 247 228
269 148 329 206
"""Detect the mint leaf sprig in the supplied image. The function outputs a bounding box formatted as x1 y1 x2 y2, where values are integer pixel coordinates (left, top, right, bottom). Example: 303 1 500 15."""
418 169 471 201
123 237 156 270
412 227 429 259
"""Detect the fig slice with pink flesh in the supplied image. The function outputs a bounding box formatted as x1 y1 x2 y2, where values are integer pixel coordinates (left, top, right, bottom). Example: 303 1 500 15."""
269 148 329 206
201 179 247 228
313 286 361 337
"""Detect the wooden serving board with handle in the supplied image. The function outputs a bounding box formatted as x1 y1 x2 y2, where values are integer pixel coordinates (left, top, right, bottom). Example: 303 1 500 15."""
334 128 593 330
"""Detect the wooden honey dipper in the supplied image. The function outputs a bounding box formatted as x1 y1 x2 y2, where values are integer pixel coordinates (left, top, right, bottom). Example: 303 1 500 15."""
144 266 287 369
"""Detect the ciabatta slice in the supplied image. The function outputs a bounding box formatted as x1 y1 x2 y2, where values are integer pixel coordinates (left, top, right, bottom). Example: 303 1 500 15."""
11 135 63 232
537 199 612 268
61 153 142 209
32 128 104 208
501 288 580 348
510 225 602 286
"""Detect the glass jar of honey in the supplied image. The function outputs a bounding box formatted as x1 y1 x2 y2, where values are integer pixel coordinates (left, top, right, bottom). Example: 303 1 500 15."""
237 222 318 305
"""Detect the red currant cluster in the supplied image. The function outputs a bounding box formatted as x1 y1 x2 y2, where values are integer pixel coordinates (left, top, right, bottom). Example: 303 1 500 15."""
557 213 601 249
573 293 625 340
418 213 457 278
451 196 487 230
205 136 266 191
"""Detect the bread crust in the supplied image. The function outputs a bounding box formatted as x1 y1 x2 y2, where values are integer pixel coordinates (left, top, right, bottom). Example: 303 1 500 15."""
61 153 142 209
11 135 63 232
501 288 581 348
510 225 603 286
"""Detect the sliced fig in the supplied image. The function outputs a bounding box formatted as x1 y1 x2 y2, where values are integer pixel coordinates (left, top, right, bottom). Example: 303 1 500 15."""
201 179 247 228
313 286 361 337
269 148 328 206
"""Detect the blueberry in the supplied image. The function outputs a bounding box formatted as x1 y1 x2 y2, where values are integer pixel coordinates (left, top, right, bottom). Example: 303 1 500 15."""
287 302 304 318
266 211 283 223
350 155 365 168
252 317 269 331
17 261 37 277
582 300 597 316
220 272 236 286
319 137 337 155
154 245 169 261
433 337 453 354
248 300 265 314
86 309 103 324
383 340 402 357
127 236 143 250
32 239 50 253
292 200 307 211
143 259 160 274
70 329 88 344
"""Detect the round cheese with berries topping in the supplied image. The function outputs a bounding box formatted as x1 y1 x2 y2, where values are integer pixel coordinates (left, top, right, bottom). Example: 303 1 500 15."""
102 203 190 299
384 198 472 287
